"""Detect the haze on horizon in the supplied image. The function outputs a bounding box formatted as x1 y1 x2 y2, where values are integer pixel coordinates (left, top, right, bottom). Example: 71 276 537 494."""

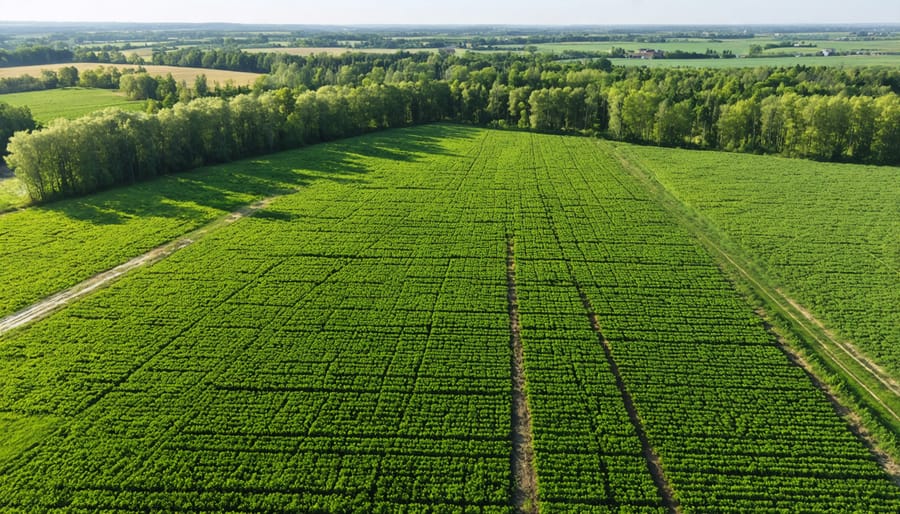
2 0 899 26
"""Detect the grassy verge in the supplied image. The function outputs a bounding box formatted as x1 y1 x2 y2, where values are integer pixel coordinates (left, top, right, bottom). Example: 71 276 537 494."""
0 176 28 212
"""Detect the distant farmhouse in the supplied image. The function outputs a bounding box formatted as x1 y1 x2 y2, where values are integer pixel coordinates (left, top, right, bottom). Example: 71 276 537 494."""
628 48 664 59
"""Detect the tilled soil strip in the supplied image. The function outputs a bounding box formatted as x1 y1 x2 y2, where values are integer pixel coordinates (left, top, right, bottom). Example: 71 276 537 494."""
506 236 539 514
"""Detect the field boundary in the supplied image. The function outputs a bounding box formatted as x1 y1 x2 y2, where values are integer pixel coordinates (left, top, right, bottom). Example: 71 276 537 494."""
0 196 278 336
706 241 900 421
505 235 540 514
610 142 900 459
576 287 681 514
760 311 900 485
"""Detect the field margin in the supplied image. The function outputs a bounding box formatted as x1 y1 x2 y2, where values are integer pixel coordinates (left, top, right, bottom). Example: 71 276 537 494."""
609 140 900 471
0 196 280 337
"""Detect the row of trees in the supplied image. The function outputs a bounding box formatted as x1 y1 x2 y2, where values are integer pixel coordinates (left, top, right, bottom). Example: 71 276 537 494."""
4 49 900 204
0 65 240 99
7 83 443 202
497 82 900 164
0 45 140 69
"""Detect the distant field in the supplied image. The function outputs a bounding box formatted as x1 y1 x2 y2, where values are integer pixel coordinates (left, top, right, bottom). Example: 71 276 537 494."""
0 63 262 86
126 47 155 58
488 38 900 67
609 54 900 68
0 87 144 123
243 46 436 56
498 38 900 56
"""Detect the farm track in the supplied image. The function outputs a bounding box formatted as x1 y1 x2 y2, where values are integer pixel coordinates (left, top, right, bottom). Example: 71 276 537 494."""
709 244 900 422
612 147 900 424
0 196 278 337
506 236 539 514
778 291 900 396
760 311 900 486
577 288 681 514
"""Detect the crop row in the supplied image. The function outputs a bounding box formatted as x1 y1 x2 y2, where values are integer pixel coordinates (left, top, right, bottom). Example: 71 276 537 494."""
512 134 899 512
0 129 518 512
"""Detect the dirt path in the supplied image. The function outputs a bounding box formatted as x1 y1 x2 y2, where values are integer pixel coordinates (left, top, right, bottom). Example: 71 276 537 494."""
505 236 539 514
778 291 900 396
702 238 900 423
576 289 681 514
611 147 900 425
0 197 277 337
757 310 900 486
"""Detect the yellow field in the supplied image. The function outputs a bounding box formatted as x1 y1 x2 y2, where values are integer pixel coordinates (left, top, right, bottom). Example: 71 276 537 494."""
126 47 155 58
0 63 262 86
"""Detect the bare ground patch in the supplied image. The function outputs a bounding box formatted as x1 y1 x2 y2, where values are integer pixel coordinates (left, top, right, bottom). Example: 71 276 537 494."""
505 235 539 514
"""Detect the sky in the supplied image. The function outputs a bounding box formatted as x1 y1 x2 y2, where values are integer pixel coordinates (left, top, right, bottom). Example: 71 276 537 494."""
1 0 899 26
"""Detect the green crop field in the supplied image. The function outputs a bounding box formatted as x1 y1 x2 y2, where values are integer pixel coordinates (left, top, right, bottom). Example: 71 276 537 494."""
0 125 896 512
615 144 900 380
0 154 312 318
0 88 145 122
487 38 900 67
609 54 900 68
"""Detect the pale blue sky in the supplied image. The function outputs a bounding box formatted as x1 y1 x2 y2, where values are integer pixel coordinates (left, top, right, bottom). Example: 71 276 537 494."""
2 0 899 25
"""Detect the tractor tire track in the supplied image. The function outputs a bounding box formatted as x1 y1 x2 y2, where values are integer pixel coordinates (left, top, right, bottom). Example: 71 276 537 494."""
506 235 539 514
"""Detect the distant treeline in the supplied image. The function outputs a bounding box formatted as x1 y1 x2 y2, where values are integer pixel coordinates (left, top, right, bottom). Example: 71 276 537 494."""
0 47 74 68
0 63 248 99
5 49 900 203
7 83 444 202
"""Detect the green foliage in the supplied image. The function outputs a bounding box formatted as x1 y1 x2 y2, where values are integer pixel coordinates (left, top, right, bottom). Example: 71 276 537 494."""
7 83 441 203
0 127 896 511
0 87 143 123
0 46 73 67
118 72 159 100
0 101 35 155
7 49 900 190
618 144 900 380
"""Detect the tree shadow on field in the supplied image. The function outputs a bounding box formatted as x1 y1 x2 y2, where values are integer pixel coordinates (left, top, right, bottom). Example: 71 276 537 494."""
251 209 299 223
41 123 481 225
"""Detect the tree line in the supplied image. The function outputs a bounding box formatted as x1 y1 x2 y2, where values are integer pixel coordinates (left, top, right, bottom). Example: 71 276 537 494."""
0 46 74 68
4 50 900 204
0 103 35 157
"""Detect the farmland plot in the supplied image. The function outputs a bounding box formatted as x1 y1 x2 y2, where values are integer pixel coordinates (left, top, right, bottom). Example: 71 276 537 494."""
614 145 900 381
0 126 896 511
0 149 341 319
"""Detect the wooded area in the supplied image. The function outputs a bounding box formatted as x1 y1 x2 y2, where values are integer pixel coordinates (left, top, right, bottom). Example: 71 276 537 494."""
3 47 900 203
